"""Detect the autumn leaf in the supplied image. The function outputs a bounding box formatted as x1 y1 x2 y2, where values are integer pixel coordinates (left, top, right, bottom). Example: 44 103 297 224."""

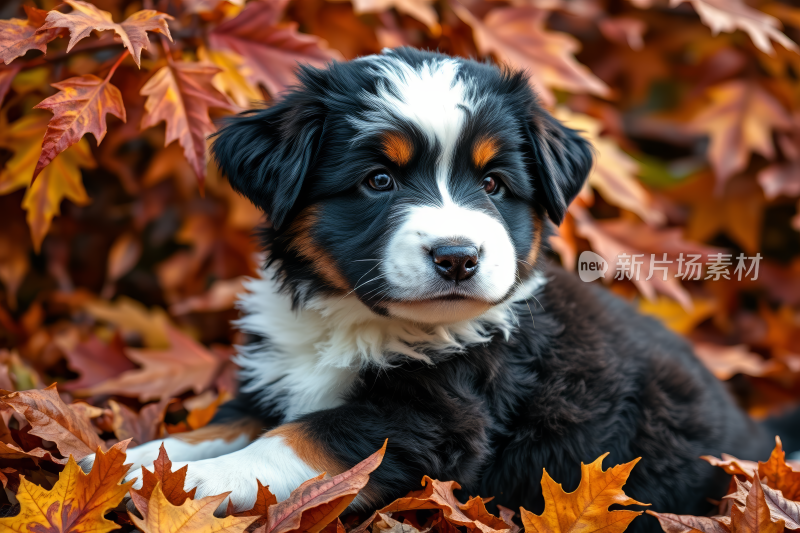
451 4 608 106
265 440 387 533
38 0 173 67
702 454 759 479
0 440 62 464
646 512 729 533
0 440 133 533
80 325 221 401
198 46 261 109
350 0 439 33
130 481 257 533
520 453 647 533
61 333 135 391
210 0 343 96
693 343 779 381
109 398 168 446
730 476 785 533
1 383 106 461
131 444 197 506
689 80 790 189
0 6 63 65
671 0 797 55
140 61 235 188
83 296 171 348
33 55 127 180
758 437 800 501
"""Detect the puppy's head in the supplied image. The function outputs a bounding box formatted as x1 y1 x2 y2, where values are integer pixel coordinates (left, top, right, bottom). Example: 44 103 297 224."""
212 48 591 325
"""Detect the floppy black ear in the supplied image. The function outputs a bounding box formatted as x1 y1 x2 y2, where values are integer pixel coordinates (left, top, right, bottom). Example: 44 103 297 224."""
526 107 593 225
211 88 324 229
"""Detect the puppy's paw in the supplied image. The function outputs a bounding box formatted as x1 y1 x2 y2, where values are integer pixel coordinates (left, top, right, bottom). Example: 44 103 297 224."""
176 458 261 516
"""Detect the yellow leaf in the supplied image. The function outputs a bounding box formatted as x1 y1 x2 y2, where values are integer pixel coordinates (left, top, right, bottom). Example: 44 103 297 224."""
198 46 261 109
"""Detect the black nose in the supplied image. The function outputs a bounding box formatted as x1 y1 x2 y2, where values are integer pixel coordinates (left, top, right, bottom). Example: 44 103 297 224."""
432 245 479 282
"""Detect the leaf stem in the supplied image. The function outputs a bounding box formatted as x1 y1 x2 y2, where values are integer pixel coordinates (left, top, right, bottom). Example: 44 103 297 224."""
105 50 128 81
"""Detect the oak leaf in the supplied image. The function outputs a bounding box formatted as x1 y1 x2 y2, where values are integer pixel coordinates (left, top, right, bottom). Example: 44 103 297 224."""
210 0 343 96
1 383 106 461
451 4 608 106
130 482 256 533
264 440 387 533
38 0 173 67
139 61 235 189
671 0 797 55
131 444 197 506
520 453 647 533
80 325 221 401
0 440 133 533
0 6 63 65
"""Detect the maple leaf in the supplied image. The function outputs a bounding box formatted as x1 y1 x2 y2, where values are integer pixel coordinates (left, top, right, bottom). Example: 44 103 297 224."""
689 80 790 189
265 440 387 533
80 325 221 401
38 0 173 67
724 478 800 530
758 437 800 501
131 444 197 506
140 61 235 189
730 477 785 533
61 333 135 392
1 383 106 461
197 46 261 109
553 107 664 225
109 399 168 446
451 4 608 106
32 54 127 181
0 6 63 65
671 0 797 55
520 453 647 533
0 65 20 106
130 482 257 533
210 0 343 96
0 440 133 533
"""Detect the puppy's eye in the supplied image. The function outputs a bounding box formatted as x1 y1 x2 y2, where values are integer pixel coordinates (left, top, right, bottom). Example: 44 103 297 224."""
367 172 395 191
482 175 500 195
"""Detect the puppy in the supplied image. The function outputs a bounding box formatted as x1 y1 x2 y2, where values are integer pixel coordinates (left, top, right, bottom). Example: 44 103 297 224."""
85 48 795 531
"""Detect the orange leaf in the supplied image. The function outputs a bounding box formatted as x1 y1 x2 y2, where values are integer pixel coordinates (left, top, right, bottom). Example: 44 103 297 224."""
724 478 800 530
38 0 173 67
131 443 197 506
139 61 235 189
702 453 759 479
265 440 387 533
1 383 106 461
0 6 63 65
33 70 126 180
730 477 785 533
210 0 343 96
520 453 648 533
0 440 133 532
130 481 257 533
451 4 608 107
758 437 800 500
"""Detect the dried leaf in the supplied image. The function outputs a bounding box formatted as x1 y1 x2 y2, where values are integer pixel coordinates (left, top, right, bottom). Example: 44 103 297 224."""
730 477 784 533
83 296 171 348
109 399 168 446
33 72 126 180
38 0 173 67
140 61 235 188
131 444 197 506
0 6 63 65
351 0 439 32
62 333 136 391
520 453 647 533
130 482 256 533
265 440 387 533
759 437 800 501
646 511 730 533
1 383 106 461
0 440 133 532
693 343 779 380
725 478 800 530
210 0 343 96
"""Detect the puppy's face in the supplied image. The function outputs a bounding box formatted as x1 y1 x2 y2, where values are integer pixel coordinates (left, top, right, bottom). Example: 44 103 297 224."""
213 49 592 324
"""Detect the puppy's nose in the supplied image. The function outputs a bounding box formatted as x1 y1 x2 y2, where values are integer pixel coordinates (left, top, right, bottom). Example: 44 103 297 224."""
432 245 479 282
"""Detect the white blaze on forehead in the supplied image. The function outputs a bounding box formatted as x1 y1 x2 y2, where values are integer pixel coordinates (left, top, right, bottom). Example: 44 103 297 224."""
351 53 477 198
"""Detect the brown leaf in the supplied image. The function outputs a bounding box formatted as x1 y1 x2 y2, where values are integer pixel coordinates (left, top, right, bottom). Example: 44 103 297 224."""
497 506 520 533
210 0 343 96
693 343 779 381
702 453 759 479
38 0 173 67
80 325 219 401
109 398 168 446
131 443 197 506
1 383 106 461
451 4 608 107
264 440 387 533
646 511 730 533
520 453 647 533
0 439 63 464
730 477 784 533
351 0 439 32
759 436 800 500
0 6 63 65
61 332 136 392
725 478 800 530
140 61 235 188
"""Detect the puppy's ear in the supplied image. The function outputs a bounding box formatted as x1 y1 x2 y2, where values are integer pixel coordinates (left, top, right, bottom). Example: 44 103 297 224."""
526 108 593 225
211 88 324 229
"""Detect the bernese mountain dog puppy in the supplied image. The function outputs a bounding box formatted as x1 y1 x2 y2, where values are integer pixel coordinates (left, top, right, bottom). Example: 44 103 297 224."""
85 48 797 531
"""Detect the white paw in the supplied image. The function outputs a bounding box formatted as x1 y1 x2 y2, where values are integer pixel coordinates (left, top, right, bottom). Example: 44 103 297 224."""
176 457 262 515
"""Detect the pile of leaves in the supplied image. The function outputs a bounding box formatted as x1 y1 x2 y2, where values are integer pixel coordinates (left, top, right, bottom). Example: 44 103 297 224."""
2 0 800 530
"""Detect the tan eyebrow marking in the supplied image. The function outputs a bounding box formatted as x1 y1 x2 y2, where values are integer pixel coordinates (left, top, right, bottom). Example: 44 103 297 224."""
382 132 413 166
473 136 499 168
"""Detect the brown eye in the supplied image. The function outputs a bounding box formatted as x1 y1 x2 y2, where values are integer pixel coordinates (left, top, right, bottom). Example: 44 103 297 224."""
482 175 499 195
368 172 394 191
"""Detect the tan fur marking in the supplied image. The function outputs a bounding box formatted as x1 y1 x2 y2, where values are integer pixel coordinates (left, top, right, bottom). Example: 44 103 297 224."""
174 419 264 445
525 210 544 272
382 132 413 166
287 206 350 292
472 137 499 169
267 423 346 475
